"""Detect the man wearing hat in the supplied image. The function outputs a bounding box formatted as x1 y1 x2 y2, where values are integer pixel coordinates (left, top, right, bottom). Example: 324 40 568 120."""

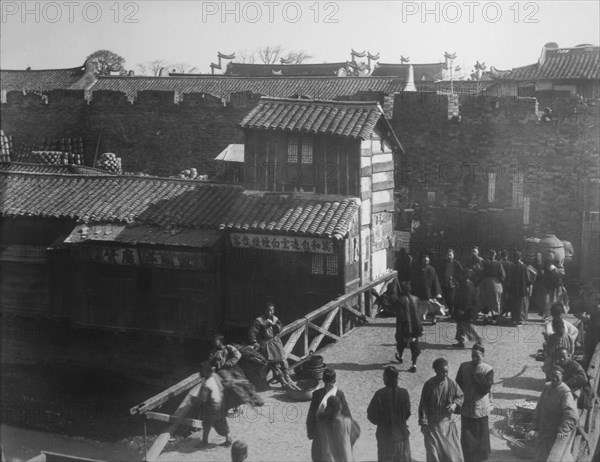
249 302 291 387
456 344 494 462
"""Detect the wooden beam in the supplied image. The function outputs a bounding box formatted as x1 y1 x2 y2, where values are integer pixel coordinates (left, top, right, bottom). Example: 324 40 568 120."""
145 382 202 461
130 372 202 415
278 271 396 337
146 411 203 429
342 304 368 322
308 308 339 353
307 321 341 342
283 324 306 356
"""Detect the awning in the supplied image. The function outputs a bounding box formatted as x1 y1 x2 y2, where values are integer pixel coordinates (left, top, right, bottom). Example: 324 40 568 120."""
64 224 221 248
215 144 244 162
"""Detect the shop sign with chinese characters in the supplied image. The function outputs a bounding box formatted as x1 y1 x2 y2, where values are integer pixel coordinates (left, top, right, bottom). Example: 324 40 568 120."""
230 233 335 254
71 245 211 270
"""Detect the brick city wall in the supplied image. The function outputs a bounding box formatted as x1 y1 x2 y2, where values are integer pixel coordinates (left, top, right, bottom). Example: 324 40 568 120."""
1 89 260 176
391 92 600 250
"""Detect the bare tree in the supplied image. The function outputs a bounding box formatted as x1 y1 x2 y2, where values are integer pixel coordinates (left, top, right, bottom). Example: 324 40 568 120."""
282 50 313 64
256 45 285 64
236 49 256 64
136 59 169 76
170 62 199 74
235 46 313 65
87 49 125 75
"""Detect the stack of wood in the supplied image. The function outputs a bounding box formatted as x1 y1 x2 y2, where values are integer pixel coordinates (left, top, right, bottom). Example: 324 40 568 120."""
95 152 122 173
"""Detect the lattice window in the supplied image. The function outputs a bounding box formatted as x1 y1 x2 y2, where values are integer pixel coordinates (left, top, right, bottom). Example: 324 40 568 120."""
488 172 496 203
301 139 313 164
311 254 324 275
326 254 338 276
288 136 313 164
287 137 299 163
512 172 524 208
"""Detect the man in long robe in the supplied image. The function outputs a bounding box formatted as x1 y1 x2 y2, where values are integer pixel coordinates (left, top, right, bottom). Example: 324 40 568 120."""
307 368 352 462
248 302 291 386
456 343 494 462
367 366 412 462
508 251 532 325
477 250 505 322
411 255 443 324
419 358 464 462
528 366 578 461
439 249 464 318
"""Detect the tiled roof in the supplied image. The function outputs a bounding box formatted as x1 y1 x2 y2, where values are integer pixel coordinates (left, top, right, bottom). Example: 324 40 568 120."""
0 171 358 240
88 75 407 102
0 162 113 176
0 65 87 92
65 224 222 248
220 191 359 240
239 97 384 139
0 171 243 228
223 62 348 77
506 46 599 80
372 63 445 81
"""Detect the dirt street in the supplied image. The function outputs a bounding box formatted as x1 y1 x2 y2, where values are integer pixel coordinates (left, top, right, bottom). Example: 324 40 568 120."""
159 316 550 462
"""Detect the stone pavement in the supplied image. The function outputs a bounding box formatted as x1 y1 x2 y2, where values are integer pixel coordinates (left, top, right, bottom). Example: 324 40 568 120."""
159 315 553 462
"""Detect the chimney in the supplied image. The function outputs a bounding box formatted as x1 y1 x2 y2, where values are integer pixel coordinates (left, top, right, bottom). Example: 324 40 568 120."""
404 65 416 92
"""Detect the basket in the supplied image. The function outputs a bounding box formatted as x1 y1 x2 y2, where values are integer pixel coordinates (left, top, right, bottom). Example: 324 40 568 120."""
285 379 319 401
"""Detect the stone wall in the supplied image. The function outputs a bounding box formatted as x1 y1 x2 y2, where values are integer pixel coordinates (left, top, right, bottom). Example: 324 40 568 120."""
1 90 259 176
392 92 600 255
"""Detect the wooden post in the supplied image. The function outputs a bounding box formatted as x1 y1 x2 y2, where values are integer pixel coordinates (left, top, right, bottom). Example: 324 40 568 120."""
303 321 309 356
338 305 344 337
145 382 202 461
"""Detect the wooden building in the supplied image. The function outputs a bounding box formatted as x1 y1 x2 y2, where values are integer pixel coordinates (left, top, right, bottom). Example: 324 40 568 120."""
224 97 403 326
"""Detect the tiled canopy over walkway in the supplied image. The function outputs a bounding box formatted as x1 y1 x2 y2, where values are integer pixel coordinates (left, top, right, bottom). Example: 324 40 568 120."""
159 317 549 462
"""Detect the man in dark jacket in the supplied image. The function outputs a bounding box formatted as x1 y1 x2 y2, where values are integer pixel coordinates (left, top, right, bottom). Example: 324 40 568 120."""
499 250 515 317
411 255 443 325
555 347 588 401
367 366 412 462
393 281 423 373
439 249 464 318
509 251 532 325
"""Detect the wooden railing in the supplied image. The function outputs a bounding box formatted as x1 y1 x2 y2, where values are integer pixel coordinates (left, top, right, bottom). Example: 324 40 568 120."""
278 270 397 367
128 271 396 461
549 342 600 461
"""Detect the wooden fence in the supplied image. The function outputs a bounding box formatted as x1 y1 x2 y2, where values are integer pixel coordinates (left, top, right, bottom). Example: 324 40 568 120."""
278 270 397 367
549 342 600 461
129 270 397 461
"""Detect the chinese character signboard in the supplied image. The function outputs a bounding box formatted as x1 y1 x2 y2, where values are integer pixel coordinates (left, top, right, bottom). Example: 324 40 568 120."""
230 233 335 254
71 245 211 270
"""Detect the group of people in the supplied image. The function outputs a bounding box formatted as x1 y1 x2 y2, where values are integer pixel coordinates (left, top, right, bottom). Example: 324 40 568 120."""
399 246 541 329
191 279 596 462
305 344 495 462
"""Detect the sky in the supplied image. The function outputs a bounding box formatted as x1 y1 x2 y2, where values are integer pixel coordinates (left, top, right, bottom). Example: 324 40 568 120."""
1 0 599 74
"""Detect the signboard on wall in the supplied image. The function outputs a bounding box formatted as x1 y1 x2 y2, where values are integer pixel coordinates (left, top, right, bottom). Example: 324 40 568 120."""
71 245 211 270
230 233 335 254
